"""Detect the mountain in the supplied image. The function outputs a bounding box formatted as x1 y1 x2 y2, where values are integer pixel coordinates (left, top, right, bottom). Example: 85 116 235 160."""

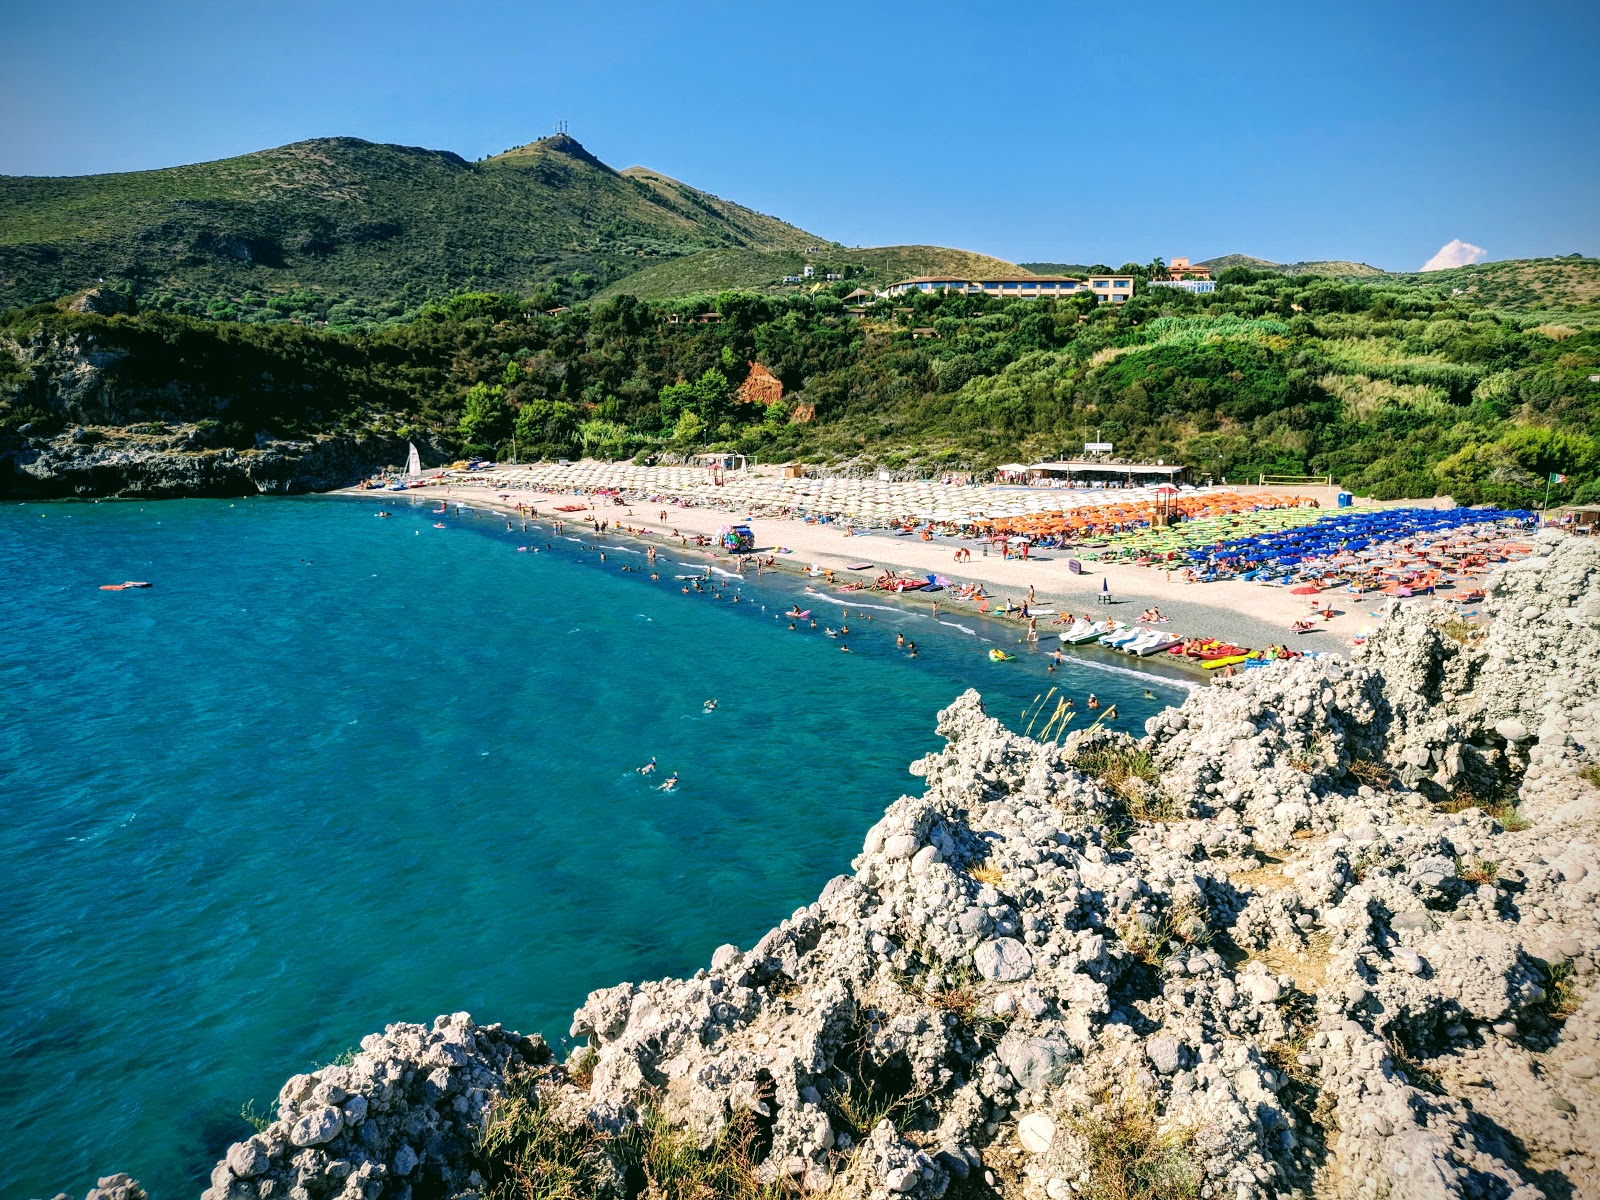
1198 253 1385 276
0 134 830 319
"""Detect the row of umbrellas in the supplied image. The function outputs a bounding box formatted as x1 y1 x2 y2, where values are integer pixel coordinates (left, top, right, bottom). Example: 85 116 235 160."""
440 461 1249 526
1194 507 1536 569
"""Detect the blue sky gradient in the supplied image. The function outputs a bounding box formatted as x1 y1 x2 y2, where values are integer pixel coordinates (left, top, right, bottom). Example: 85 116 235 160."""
3 1 1596 270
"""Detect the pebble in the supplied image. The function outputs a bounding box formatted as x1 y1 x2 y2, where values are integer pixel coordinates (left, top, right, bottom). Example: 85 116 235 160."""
1018 1112 1056 1154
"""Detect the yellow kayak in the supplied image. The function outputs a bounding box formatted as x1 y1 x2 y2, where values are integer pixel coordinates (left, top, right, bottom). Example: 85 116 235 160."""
1202 653 1252 670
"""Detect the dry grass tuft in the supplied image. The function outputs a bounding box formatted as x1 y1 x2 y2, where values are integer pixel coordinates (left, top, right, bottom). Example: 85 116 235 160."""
1437 777 1530 831
1455 855 1499 886
480 1073 795 1200
566 1047 596 1091
968 862 1003 887
1437 615 1485 646
1066 1085 1201 1200
1347 757 1393 789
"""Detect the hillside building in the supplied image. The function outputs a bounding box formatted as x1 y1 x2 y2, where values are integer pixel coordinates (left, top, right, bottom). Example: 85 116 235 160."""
1149 256 1216 295
1167 257 1211 280
885 275 1136 303
1150 278 1217 295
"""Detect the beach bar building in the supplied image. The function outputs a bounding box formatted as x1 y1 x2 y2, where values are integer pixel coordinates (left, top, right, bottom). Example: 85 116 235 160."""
1027 460 1193 487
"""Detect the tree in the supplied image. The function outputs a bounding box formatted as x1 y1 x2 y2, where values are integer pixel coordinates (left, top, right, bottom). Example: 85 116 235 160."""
1148 257 1169 281
458 382 510 449
671 409 706 449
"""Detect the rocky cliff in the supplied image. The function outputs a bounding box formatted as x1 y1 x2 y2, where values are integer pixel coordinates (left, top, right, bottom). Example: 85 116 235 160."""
0 424 413 498
1 299 427 497
66 534 1600 1200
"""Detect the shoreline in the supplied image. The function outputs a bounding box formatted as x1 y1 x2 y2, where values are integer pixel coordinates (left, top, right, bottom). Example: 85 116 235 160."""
336 478 1411 668
335 484 1222 684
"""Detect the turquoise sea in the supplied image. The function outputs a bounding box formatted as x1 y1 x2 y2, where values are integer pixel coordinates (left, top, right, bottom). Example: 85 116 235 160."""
0 496 1190 1200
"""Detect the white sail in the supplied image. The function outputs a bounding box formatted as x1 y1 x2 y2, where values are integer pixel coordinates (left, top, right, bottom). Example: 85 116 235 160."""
406 442 422 477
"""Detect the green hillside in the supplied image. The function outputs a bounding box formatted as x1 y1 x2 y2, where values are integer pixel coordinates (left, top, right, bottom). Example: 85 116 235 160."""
0 134 826 321
594 244 1031 301
1198 253 1385 277
7 269 1597 508
1367 256 1600 316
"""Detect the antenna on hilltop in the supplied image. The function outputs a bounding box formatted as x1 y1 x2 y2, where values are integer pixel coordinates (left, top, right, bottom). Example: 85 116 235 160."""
555 119 569 136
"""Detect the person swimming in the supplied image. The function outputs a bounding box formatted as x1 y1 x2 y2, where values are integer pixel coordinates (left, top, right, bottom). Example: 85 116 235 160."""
659 773 679 791
896 633 905 648
1087 693 1099 709
703 699 718 713
1144 689 1156 699
637 757 656 775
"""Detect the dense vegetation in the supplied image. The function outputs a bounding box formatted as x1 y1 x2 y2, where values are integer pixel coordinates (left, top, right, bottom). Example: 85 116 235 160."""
0 134 828 320
5 266 1597 507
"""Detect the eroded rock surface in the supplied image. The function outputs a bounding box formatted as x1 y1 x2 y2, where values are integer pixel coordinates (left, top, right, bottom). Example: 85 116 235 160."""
201 1014 548 1200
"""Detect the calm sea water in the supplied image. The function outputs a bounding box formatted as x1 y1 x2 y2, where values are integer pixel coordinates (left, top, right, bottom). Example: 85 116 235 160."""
0 496 1188 1200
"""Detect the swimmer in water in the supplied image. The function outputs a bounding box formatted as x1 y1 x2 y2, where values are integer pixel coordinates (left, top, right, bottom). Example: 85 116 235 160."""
1144 689 1156 699
1087 694 1099 710
703 699 718 713
659 773 679 792
896 633 905 647
637 757 656 775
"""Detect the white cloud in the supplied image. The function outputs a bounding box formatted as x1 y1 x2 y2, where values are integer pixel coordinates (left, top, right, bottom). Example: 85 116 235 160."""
1420 239 1486 271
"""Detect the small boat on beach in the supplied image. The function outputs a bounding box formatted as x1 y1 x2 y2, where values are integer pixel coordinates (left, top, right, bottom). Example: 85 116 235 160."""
1060 620 1110 644
1128 631 1181 656
1100 626 1149 649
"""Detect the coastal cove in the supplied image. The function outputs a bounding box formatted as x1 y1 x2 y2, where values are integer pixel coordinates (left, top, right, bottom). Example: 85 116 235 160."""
0 496 1186 1200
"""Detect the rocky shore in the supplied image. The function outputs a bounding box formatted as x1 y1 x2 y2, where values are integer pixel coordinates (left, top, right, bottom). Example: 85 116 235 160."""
0 425 406 498
67 533 1599 1200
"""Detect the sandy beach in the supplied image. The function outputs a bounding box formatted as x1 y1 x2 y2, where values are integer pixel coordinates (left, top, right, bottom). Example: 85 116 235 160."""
337 473 1421 662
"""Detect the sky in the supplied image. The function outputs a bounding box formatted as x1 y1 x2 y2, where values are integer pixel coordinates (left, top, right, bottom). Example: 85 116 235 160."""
2 1 1596 271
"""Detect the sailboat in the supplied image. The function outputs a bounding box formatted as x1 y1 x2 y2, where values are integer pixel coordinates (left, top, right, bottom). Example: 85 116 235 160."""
406 442 422 477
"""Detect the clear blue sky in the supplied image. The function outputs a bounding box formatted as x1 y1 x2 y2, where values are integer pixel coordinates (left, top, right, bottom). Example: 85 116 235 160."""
3 1 1596 270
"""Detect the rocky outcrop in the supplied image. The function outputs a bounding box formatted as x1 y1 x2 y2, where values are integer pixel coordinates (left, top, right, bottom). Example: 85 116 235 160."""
736 362 784 406
202 1015 549 1200
166 537 1600 1199
1 315 438 497
66 288 135 316
0 426 413 498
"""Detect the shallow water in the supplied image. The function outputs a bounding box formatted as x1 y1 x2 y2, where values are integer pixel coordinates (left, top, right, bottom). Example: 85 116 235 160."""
0 496 1187 1200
